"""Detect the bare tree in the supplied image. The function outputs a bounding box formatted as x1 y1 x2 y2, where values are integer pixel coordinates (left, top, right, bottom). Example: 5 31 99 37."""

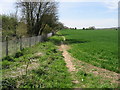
17 0 58 36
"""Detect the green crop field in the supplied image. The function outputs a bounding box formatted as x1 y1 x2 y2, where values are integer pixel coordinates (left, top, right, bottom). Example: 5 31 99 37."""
60 29 119 73
2 30 119 88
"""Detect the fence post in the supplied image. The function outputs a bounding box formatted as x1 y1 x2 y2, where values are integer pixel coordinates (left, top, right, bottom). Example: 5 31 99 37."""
15 38 18 53
35 36 36 44
29 37 31 47
5 36 8 56
39 36 41 42
37 36 38 44
20 36 22 50
37 36 38 43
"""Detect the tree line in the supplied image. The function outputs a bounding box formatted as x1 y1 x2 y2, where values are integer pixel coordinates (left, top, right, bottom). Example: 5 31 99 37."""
2 0 65 41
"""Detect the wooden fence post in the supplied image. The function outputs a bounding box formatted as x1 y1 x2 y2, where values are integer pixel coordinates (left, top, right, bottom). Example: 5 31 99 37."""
15 38 18 53
20 36 22 50
5 36 8 56
37 36 38 43
35 36 37 44
29 37 31 47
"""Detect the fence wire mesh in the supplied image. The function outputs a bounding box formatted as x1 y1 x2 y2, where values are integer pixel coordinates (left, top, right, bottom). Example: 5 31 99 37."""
1 33 52 58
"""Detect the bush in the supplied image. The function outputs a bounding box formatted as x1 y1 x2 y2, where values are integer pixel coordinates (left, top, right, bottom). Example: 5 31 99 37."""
14 51 24 58
2 56 14 62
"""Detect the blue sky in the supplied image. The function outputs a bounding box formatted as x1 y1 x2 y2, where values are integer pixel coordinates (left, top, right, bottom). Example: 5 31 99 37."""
59 1 118 28
0 0 118 28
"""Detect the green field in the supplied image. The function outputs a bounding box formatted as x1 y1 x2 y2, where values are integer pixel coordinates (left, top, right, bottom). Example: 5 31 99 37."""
60 29 119 73
2 31 119 88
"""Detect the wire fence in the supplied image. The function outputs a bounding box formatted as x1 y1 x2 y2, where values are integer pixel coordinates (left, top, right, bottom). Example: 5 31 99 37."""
1 33 53 58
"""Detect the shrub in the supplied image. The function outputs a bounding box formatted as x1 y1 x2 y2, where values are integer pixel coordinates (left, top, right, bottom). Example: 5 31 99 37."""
14 51 24 58
2 56 14 61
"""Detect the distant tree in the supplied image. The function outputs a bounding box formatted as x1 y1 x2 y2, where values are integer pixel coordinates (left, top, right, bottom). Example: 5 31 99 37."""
55 22 64 30
75 27 77 30
88 26 95 30
83 27 85 30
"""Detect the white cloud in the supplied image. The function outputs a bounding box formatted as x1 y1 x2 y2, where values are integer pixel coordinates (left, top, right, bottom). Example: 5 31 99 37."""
103 0 118 10
58 0 119 10
57 0 119 2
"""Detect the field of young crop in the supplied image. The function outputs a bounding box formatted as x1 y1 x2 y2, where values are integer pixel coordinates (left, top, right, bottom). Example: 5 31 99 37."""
60 29 119 73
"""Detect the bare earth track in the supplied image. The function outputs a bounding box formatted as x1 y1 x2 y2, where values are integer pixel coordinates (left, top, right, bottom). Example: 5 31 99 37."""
58 36 120 86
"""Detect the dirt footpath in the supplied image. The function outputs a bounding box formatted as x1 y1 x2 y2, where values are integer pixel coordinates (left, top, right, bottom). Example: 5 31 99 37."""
58 36 120 86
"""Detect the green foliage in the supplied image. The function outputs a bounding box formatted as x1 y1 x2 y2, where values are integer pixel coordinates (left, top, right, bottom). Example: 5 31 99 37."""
2 78 17 89
2 14 18 31
2 60 12 69
14 51 24 58
43 24 52 34
2 14 18 41
19 55 73 88
16 22 27 37
2 56 14 62
48 35 63 45
74 70 117 88
60 29 119 73
2 41 73 88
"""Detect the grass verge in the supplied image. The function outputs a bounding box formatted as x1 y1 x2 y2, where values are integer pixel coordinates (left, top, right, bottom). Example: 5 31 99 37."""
2 37 73 88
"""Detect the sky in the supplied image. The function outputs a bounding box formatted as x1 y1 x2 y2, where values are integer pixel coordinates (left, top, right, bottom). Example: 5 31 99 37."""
0 0 119 29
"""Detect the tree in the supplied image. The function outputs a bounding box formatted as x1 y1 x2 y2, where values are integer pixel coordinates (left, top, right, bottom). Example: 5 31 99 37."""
2 14 18 41
88 26 95 30
2 14 18 31
17 1 58 36
83 27 85 30
16 22 27 37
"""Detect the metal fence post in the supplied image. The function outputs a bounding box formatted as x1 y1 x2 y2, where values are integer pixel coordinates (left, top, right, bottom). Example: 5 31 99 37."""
5 36 8 56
